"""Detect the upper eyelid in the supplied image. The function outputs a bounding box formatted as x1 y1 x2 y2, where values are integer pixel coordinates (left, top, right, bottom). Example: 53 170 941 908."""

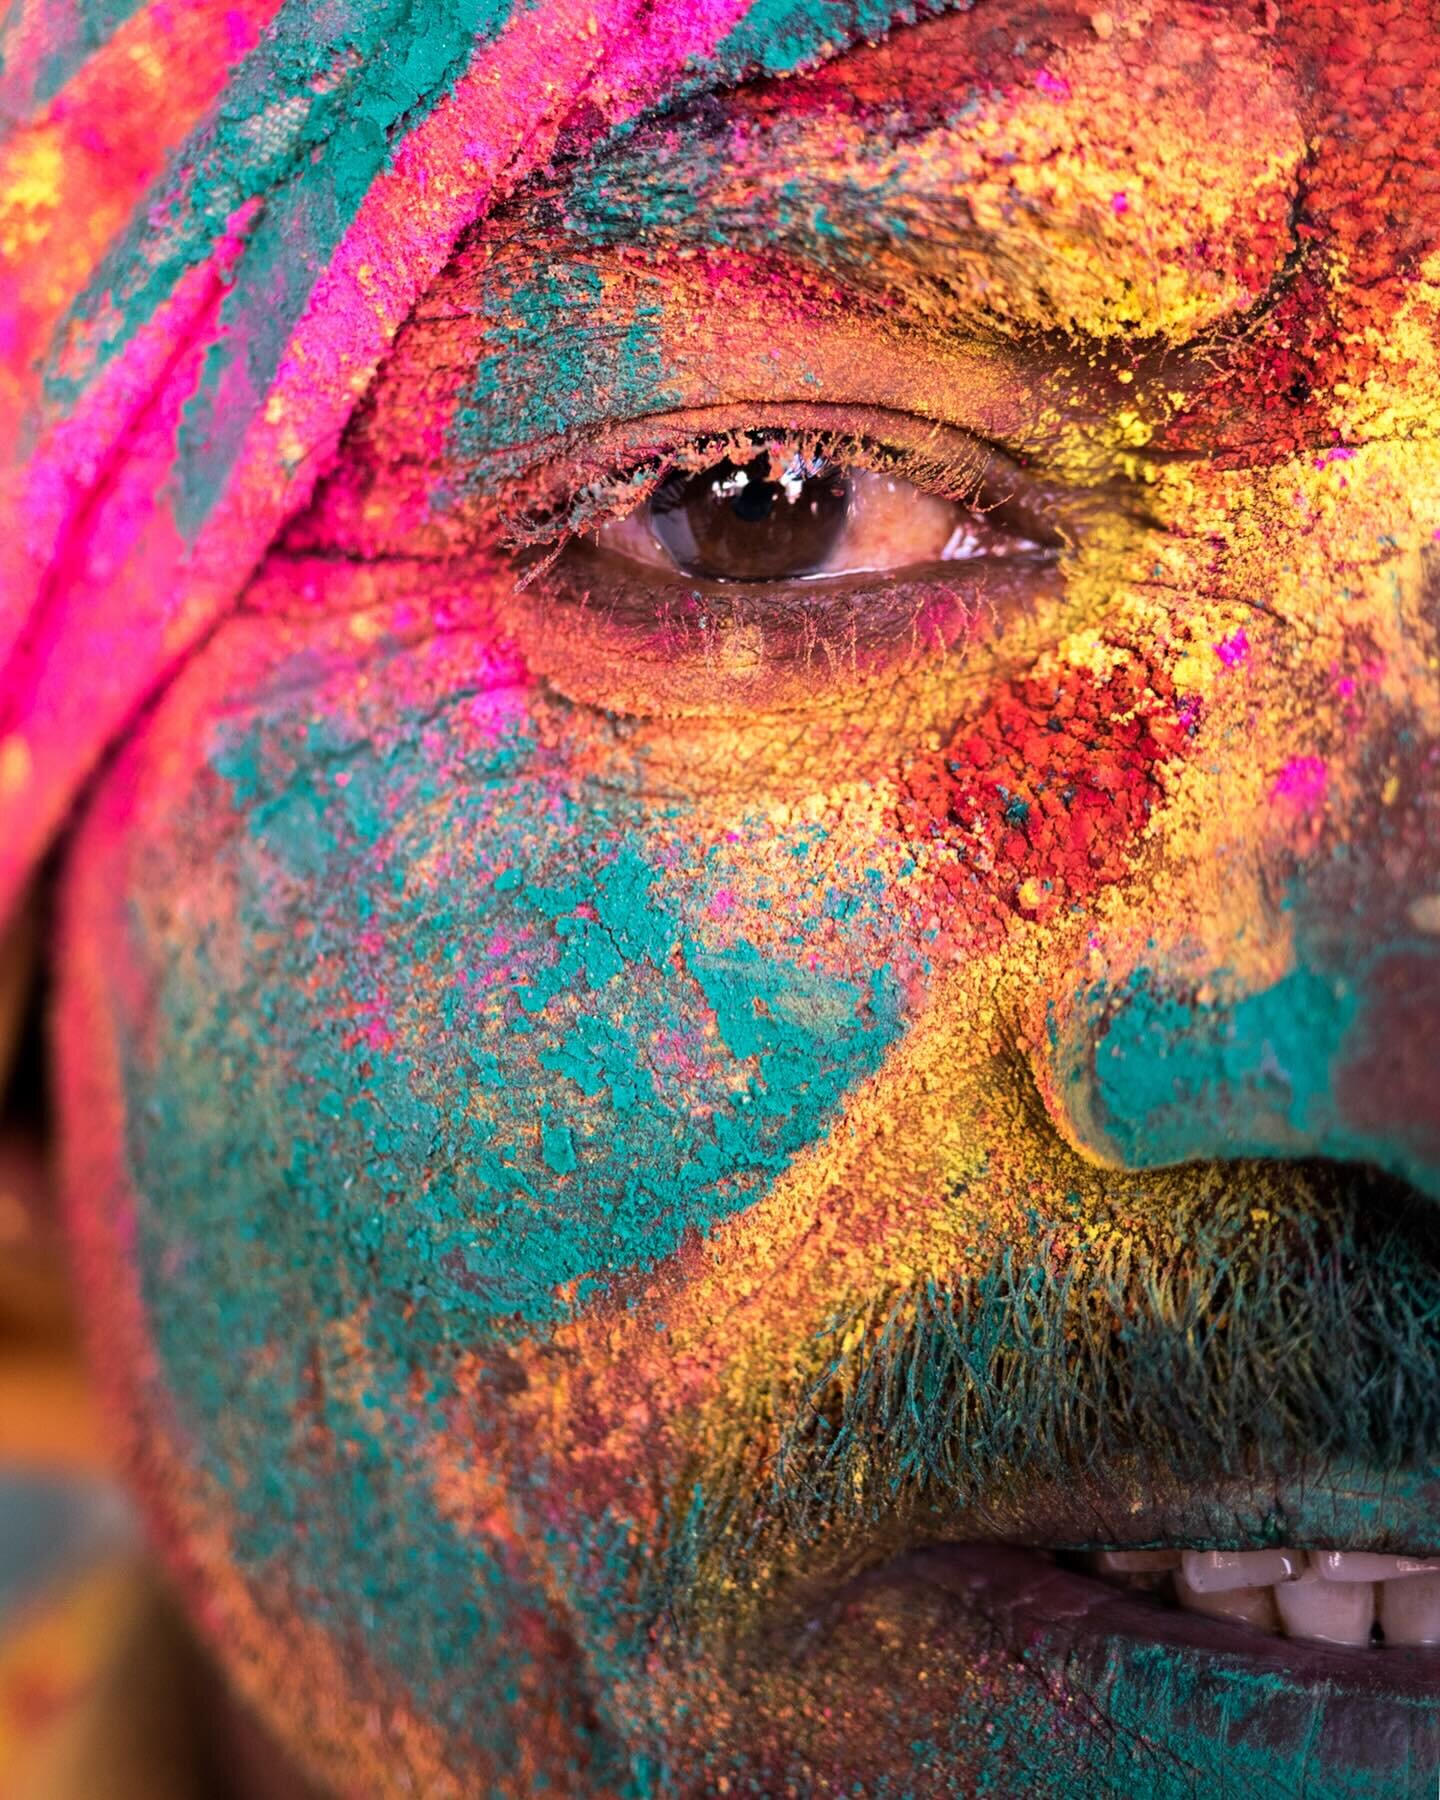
493 401 1009 553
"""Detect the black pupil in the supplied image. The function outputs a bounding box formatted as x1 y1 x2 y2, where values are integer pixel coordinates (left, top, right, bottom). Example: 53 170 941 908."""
650 452 850 581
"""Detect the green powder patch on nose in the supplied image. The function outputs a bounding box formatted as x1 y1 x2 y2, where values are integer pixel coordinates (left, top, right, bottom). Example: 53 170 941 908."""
1088 961 1360 1170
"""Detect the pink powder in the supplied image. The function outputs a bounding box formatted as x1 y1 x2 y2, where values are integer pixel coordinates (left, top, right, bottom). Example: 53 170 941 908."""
1270 755 1328 814
1214 627 1250 668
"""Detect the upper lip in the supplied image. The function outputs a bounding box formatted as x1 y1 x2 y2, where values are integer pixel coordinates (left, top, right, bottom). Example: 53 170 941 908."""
682 1158 1440 1636
731 1466 1440 1649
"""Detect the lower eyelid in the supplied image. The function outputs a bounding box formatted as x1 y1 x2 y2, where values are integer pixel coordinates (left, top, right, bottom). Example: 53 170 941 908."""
502 539 1065 722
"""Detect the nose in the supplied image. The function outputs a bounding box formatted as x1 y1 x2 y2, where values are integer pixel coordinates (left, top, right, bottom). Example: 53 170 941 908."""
1041 711 1440 1201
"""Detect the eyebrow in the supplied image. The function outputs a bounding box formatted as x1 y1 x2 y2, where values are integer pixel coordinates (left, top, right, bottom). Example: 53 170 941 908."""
543 13 1302 347
559 95 1009 279
552 105 1065 345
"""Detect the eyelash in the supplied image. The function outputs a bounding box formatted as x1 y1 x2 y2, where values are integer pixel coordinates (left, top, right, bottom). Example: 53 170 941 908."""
493 407 1015 578
459 404 1091 727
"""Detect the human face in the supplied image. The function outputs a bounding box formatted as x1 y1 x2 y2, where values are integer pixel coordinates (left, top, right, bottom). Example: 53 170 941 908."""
54 1 1440 1793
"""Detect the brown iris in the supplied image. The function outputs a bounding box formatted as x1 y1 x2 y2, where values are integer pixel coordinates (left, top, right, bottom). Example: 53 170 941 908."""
649 452 850 581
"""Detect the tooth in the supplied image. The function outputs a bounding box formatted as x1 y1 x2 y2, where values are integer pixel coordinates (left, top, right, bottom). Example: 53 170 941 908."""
1312 1550 1440 1582
1091 1550 1181 1575
1180 1549 1301 1593
1172 1570 1279 1632
1274 1569 1375 1646
1380 1572 1440 1645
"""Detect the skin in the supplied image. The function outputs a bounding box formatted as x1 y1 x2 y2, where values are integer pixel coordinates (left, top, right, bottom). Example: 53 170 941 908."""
32 0 1440 1793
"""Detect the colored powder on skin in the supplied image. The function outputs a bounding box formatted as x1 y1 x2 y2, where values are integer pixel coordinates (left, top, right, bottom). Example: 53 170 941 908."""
1085 961 1362 1172
449 259 680 469
178 694 908 1339
105 665 917 1761
1271 754 1328 814
948 1631 1429 1798
676 1164 1440 1624
899 651 1192 918
559 16 1304 343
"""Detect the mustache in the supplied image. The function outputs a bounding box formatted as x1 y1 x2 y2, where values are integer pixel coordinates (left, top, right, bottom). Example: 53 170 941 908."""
660 1160 1440 1617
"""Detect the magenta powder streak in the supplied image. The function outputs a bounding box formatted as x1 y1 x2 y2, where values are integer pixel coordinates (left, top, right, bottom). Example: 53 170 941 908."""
1271 755 1328 814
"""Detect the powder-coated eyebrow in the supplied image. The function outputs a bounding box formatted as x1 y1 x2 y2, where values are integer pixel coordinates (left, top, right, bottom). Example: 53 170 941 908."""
546 12 1304 346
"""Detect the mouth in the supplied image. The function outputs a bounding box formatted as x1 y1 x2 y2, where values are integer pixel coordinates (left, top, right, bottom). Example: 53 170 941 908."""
900 1541 1440 1709
1078 1545 1440 1649
688 1160 1440 1779
714 1524 1440 1792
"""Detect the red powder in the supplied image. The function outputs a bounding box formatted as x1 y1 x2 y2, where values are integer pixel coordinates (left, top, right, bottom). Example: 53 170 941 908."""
899 655 1193 920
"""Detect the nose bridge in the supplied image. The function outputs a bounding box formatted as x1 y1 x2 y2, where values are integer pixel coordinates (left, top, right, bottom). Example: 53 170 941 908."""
1036 561 1440 1201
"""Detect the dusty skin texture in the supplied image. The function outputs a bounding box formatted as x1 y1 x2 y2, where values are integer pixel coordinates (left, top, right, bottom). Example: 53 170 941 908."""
0 0 1436 1793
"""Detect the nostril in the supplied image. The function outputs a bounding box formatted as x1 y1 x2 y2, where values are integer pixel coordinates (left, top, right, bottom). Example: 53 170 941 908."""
1049 946 1440 1202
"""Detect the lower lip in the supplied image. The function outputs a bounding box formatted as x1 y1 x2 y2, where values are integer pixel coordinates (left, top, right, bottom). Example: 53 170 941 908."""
896 1544 1440 1778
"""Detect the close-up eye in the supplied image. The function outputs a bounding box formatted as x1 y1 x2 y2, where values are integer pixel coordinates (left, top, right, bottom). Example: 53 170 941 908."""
592 446 1047 584
497 417 1076 719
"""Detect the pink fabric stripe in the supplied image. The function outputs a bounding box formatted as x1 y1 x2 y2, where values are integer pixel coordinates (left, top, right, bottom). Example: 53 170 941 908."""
0 0 277 130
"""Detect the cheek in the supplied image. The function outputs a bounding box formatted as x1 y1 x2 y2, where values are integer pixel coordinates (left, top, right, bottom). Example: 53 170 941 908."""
898 644 1194 925
54 657 937 1775
66 638 933 1411
183 754 911 1337
56 746 606 1791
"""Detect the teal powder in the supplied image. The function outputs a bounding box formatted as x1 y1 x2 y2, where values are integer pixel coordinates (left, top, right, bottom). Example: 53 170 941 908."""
1091 962 1361 1169
448 259 681 473
116 669 905 1766
946 1630 1432 1797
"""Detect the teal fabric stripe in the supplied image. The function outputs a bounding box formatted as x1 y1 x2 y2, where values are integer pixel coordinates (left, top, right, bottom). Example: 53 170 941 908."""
45 0 515 414
703 0 963 86
171 0 515 534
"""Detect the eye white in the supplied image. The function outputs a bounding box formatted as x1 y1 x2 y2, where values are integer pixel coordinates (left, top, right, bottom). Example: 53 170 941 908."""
593 465 1040 580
